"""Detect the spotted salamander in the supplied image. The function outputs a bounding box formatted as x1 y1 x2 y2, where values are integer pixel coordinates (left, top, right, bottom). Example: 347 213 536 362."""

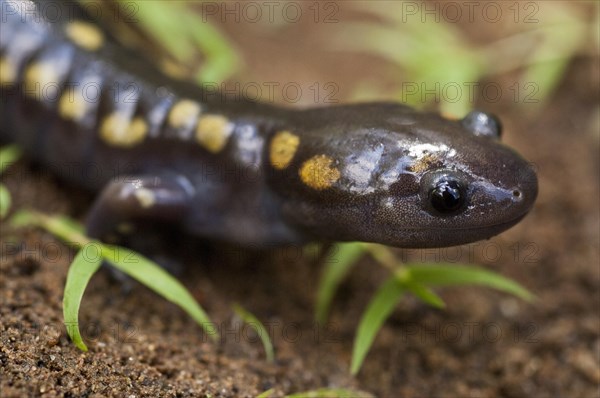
0 0 538 248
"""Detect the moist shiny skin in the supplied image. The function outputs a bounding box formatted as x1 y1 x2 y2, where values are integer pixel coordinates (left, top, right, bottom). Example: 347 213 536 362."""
0 0 538 248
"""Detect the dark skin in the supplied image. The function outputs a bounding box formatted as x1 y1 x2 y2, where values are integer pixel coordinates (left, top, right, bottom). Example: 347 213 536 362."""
1 0 538 249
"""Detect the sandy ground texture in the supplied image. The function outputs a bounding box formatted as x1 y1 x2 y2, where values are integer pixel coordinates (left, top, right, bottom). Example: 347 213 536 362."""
1 1 599 397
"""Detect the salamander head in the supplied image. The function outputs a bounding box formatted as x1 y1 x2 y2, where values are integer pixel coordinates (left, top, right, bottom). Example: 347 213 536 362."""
270 103 538 248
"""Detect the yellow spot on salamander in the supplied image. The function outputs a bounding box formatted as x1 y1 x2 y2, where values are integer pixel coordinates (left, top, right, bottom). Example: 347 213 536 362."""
270 130 300 170
168 99 201 129
299 155 341 190
134 188 156 209
409 153 439 173
58 86 88 122
24 62 59 100
100 113 148 147
65 21 105 51
195 114 234 153
0 57 16 86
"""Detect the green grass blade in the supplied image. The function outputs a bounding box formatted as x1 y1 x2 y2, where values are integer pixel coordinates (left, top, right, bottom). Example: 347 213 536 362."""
8 210 217 345
257 389 274 398
522 58 570 106
118 1 193 61
0 145 19 219
0 145 22 173
9 209 90 247
315 243 365 324
7 209 36 227
286 388 372 398
232 303 274 363
63 246 103 351
522 4 585 105
362 243 400 270
118 0 240 84
402 280 446 309
187 15 241 84
351 277 405 375
51 215 86 236
407 265 534 301
100 245 218 341
0 184 10 219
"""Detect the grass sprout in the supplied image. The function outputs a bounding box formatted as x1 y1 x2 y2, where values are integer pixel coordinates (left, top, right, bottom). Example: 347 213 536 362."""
115 0 241 84
286 388 373 398
232 303 275 363
63 248 103 351
319 244 534 375
329 2 590 116
8 209 217 350
0 145 22 218
315 242 365 324
350 277 406 375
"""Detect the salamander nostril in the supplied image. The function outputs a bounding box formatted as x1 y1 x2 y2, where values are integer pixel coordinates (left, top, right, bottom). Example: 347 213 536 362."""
512 189 521 198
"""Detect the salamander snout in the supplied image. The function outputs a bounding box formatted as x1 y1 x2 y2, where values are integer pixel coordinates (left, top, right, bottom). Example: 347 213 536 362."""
448 150 537 235
420 160 538 223
391 156 538 248
506 161 538 218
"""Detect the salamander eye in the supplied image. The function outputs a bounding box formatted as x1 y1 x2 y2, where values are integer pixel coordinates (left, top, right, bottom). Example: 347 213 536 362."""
461 110 502 139
429 179 465 214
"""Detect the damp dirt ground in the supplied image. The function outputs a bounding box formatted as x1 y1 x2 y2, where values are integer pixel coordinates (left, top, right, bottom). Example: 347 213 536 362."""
1 2 599 397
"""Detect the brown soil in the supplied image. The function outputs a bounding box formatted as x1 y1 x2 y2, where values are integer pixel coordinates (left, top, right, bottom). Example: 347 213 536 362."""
1 2 599 397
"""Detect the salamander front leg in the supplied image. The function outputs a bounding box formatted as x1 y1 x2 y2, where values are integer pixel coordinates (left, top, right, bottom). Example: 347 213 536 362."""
86 175 195 286
86 174 194 250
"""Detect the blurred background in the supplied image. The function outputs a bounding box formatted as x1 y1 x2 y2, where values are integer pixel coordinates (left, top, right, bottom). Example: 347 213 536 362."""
103 1 597 115
2 1 598 397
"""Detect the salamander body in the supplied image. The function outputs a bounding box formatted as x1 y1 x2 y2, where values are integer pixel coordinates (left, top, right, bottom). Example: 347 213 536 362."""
0 0 538 248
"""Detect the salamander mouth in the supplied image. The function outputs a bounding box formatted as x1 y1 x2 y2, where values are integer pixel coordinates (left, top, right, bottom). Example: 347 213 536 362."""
432 212 529 232
382 210 529 232
377 213 531 249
